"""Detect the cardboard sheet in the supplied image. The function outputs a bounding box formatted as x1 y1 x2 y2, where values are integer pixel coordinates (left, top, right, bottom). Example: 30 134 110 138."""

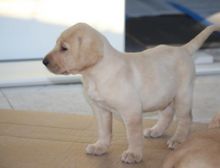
0 109 207 168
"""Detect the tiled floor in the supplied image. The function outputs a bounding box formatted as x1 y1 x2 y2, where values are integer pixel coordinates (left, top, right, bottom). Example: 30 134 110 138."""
0 84 92 115
0 74 220 123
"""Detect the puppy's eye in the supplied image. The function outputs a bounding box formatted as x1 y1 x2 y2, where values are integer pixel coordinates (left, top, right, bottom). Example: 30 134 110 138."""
60 42 69 52
61 45 68 52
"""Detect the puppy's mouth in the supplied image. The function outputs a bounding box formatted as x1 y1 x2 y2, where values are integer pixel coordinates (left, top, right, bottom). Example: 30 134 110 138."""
61 71 69 75
52 68 70 75
45 64 69 75
42 58 71 75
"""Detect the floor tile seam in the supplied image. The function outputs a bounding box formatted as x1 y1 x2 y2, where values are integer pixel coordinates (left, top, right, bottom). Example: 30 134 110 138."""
0 89 14 109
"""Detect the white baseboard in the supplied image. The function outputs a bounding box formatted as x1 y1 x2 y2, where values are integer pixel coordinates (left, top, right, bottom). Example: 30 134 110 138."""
194 52 214 64
0 60 81 87
196 63 220 75
0 60 220 87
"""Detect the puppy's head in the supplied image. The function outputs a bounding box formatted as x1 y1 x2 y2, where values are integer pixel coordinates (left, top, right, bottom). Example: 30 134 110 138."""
42 23 104 75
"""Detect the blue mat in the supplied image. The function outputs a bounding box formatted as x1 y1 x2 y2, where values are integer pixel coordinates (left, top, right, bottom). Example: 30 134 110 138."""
168 1 213 26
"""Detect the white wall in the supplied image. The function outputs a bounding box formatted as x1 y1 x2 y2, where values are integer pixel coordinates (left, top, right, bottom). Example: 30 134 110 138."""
0 0 125 61
0 0 125 87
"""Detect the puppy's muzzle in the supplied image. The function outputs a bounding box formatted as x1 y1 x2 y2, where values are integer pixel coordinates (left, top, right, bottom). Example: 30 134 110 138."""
42 58 49 66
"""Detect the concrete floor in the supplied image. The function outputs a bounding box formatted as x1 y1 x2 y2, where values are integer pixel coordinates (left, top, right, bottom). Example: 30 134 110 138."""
0 74 220 123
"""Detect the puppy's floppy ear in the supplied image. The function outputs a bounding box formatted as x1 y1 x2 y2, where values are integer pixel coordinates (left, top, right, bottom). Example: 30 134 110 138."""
76 32 104 72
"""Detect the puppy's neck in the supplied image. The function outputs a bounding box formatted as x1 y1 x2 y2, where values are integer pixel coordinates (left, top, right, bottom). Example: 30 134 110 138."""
81 38 124 87
82 37 122 75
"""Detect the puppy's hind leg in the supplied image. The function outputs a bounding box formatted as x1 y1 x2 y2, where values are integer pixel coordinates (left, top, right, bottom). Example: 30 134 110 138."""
144 102 174 138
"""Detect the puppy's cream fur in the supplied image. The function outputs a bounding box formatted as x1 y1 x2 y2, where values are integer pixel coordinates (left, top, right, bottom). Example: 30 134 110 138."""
43 23 220 163
163 113 220 168
209 112 220 128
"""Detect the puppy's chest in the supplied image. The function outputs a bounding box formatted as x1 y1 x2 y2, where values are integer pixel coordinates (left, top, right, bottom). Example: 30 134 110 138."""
85 80 108 105
87 86 121 121
87 84 103 102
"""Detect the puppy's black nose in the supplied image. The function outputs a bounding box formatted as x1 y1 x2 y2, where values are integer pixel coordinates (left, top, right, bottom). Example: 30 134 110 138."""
43 58 49 66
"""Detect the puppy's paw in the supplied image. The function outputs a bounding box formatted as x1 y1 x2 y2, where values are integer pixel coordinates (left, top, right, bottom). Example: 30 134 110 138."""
209 115 220 128
86 143 108 156
167 136 183 149
121 150 143 164
144 128 163 138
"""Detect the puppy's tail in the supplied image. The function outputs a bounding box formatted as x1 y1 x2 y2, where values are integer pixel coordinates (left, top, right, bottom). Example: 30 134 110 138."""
182 25 220 55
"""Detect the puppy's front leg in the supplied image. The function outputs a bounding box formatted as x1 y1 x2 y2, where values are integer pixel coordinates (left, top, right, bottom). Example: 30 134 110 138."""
86 103 112 156
121 110 143 164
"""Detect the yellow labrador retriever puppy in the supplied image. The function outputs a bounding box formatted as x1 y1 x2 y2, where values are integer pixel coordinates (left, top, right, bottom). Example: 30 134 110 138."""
43 23 219 163
163 113 220 168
